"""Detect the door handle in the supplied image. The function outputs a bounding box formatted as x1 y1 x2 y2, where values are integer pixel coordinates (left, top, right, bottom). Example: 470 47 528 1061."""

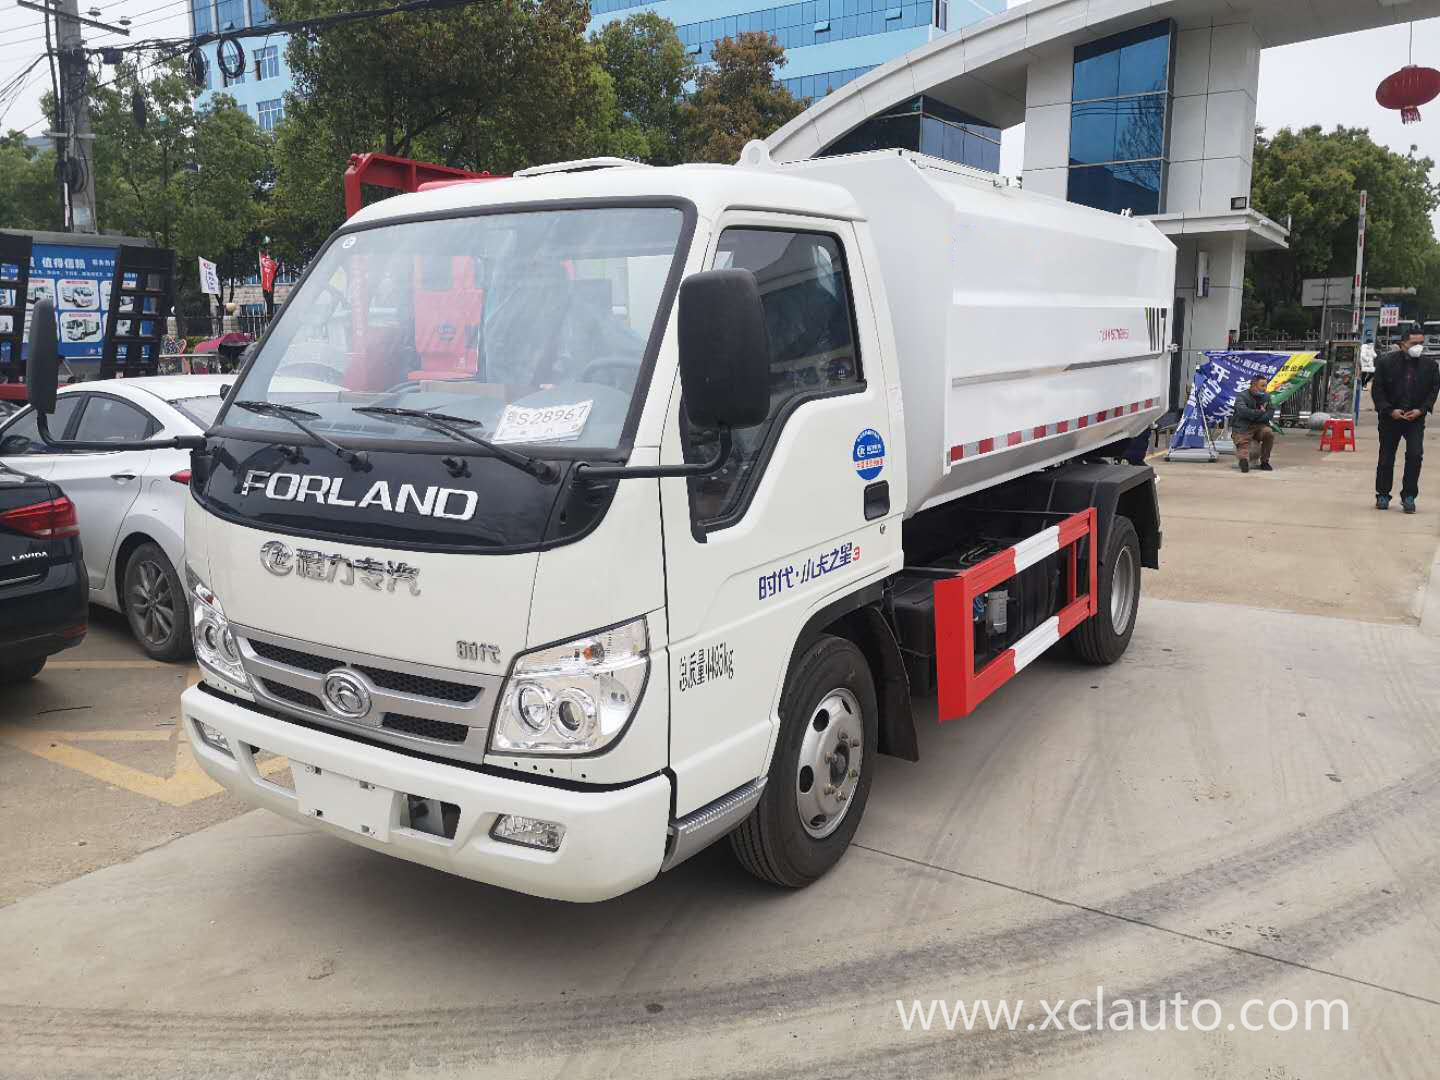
110 472 137 481
863 481 889 520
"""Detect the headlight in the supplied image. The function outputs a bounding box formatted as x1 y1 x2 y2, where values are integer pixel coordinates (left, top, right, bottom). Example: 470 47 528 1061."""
186 567 250 692
491 617 649 755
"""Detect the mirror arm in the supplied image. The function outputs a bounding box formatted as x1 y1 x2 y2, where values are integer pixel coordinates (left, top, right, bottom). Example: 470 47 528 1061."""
36 410 207 453
574 427 732 481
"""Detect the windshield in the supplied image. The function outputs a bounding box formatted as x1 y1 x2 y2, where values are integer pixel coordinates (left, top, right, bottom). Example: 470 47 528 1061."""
221 205 687 453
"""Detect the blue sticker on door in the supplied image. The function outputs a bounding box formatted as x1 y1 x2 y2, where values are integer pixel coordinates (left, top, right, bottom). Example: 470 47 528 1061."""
853 428 885 481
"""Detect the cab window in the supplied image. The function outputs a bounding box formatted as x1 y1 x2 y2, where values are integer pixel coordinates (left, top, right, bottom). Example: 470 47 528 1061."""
0 396 82 456
686 228 862 529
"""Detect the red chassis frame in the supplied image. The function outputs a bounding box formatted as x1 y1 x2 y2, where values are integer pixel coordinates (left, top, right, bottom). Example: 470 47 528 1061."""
934 508 1098 719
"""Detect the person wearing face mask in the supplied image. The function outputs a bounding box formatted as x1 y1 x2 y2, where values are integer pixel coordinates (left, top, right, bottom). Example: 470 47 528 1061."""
1372 329 1440 513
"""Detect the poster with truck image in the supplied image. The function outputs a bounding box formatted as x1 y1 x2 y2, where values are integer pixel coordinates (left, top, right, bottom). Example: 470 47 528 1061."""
21 242 120 362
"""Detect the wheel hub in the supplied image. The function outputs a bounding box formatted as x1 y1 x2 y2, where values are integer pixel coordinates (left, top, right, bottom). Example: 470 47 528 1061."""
795 688 864 839
130 560 175 647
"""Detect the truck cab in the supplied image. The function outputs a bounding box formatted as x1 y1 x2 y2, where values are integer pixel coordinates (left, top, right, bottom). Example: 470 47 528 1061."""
26 152 1167 902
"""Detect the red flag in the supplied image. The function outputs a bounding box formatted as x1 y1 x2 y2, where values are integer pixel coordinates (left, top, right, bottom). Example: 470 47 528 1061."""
259 252 278 293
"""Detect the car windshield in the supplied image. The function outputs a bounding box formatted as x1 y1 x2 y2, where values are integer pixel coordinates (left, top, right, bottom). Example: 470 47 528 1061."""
220 205 686 452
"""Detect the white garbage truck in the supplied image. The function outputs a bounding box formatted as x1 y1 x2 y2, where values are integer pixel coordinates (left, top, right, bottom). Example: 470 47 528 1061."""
27 145 1174 901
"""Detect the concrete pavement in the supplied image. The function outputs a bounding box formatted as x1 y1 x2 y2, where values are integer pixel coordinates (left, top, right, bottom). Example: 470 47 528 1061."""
1 428 1438 1078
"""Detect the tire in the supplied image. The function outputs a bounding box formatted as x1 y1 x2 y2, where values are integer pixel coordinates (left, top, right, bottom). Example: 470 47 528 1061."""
1071 515 1141 665
122 542 192 662
0 656 46 684
730 635 878 888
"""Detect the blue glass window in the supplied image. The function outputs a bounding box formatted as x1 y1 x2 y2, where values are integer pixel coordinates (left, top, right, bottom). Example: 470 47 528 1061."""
249 0 271 24
192 0 213 36
1072 20 1171 103
215 0 243 30
1066 162 1163 216
1068 20 1173 214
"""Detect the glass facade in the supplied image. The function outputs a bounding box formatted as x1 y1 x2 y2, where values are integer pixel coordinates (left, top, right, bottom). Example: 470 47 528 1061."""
191 0 213 36
780 65 876 101
592 0 651 14
1066 20 1174 216
820 96 1000 171
215 0 245 31
677 0 935 63
249 0 273 24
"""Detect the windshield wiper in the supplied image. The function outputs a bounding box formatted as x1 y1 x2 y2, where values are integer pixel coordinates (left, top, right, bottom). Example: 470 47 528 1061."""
351 406 558 483
231 400 371 471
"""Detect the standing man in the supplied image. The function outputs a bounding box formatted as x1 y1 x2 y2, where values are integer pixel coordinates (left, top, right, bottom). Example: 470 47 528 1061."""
1372 328 1439 513
1231 374 1276 473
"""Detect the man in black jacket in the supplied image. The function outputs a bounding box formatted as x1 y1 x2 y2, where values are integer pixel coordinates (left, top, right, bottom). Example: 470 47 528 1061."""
1372 329 1440 513
1231 375 1276 473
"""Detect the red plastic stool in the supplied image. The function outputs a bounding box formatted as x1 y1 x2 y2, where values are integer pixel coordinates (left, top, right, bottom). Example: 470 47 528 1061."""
1319 417 1356 452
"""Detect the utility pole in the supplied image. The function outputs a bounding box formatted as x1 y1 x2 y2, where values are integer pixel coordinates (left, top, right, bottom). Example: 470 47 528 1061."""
1351 189 1368 337
19 0 130 233
55 0 98 233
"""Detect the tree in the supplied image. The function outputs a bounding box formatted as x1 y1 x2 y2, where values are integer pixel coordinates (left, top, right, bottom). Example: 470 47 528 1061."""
86 60 271 307
594 12 694 165
0 131 64 231
1248 125 1440 322
265 0 621 259
682 33 804 164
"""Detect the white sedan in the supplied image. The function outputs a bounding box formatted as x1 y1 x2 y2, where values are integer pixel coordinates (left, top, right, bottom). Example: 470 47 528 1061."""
0 375 231 661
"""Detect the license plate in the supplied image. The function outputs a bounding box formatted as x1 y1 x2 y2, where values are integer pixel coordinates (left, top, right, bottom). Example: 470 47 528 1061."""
292 763 395 841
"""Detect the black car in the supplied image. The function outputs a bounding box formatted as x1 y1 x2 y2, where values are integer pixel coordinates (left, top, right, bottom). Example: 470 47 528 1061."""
0 460 87 683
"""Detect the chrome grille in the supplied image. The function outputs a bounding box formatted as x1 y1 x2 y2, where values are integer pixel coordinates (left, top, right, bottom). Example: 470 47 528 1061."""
248 639 480 702
233 624 501 764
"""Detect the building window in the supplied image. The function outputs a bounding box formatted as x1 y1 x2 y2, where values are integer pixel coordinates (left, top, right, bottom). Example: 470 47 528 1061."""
1066 19 1174 216
256 98 284 131
676 0 937 62
191 0 213 37
591 0 649 13
254 45 279 80
781 65 876 102
249 0 272 24
818 95 1001 172
215 0 244 30
223 65 245 87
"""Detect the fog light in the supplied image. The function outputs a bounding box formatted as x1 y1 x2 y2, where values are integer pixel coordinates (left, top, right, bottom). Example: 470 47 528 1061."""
490 814 565 851
192 717 232 758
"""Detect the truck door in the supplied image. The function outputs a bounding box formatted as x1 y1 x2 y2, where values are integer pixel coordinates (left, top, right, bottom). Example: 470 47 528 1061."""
658 216 902 815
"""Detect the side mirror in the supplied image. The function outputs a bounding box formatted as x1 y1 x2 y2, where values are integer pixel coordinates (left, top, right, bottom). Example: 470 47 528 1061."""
677 269 770 430
26 298 60 415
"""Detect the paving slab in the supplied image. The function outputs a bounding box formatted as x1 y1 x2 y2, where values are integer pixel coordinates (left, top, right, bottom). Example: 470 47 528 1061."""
1149 424 1440 624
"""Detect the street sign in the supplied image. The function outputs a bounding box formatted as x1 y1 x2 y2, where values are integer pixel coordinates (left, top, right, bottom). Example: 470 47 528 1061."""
1380 305 1400 327
1301 276 1352 307
198 256 220 296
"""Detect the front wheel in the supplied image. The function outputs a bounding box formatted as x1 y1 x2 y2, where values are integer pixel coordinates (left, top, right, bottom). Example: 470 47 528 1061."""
1071 515 1141 665
123 542 192 662
730 635 878 888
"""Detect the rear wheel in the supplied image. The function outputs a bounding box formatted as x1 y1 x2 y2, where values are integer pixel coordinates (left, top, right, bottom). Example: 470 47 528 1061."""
123 542 192 662
1071 515 1141 665
731 635 878 887
0 657 45 684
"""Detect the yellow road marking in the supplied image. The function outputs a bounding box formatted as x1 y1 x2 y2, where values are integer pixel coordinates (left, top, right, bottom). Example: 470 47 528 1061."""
0 724 289 806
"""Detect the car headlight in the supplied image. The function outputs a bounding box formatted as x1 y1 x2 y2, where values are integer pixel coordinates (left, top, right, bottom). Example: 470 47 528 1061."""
491 618 649 755
186 567 250 692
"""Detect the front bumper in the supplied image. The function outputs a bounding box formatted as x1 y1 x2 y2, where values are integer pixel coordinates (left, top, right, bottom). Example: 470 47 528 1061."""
181 686 672 902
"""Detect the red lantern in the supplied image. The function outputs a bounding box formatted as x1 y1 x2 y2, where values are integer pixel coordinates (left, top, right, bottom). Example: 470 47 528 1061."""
1376 65 1440 123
